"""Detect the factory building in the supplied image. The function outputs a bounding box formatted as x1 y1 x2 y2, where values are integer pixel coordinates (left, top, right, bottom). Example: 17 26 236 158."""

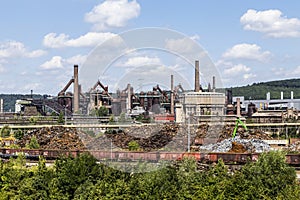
175 60 226 122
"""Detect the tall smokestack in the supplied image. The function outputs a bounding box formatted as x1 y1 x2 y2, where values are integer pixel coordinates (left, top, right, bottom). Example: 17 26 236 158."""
127 84 131 111
212 76 216 92
73 65 79 113
171 75 174 115
291 91 294 100
236 98 241 117
281 91 283 100
194 60 200 92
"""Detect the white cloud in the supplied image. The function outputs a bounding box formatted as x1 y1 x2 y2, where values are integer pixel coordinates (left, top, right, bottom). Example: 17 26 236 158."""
240 9 300 38
43 32 117 48
165 36 200 54
222 43 271 62
40 56 64 70
85 0 140 31
224 63 250 75
0 41 46 58
243 73 257 79
0 64 5 73
22 83 41 91
40 54 87 70
66 54 87 65
119 56 161 67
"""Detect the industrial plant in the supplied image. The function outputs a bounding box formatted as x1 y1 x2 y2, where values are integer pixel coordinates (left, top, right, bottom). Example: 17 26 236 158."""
10 60 231 124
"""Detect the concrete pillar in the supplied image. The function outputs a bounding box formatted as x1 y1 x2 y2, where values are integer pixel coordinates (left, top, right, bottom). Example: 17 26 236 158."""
73 65 79 113
194 60 200 92
236 98 241 117
171 75 174 115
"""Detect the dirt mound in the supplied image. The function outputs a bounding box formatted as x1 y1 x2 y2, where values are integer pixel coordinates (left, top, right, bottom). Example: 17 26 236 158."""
17 126 86 150
229 142 247 153
106 124 179 151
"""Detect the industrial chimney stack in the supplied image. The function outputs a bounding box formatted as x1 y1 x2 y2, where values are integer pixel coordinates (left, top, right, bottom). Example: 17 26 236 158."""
73 65 79 113
194 60 200 92
171 75 174 115
212 76 216 92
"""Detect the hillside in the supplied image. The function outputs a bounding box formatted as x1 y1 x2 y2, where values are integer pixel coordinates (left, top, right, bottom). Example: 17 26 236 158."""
0 94 45 112
229 78 300 100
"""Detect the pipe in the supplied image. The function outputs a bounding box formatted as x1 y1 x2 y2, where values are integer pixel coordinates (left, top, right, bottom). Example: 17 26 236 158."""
194 60 200 92
73 65 79 113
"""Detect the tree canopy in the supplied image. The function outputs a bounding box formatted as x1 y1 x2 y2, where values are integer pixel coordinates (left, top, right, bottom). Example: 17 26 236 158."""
0 151 299 199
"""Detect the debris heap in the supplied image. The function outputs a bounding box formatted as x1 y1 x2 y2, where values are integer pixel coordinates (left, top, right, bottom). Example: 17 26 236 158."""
17 126 86 150
285 141 300 153
105 124 179 151
199 137 270 153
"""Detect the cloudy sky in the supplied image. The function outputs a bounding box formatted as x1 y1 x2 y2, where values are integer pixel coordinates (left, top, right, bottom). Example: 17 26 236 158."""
1 0 300 95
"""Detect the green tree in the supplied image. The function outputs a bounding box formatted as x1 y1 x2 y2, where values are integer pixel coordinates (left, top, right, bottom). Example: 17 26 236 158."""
128 140 140 151
0 125 11 137
57 111 64 124
27 136 40 149
97 106 109 116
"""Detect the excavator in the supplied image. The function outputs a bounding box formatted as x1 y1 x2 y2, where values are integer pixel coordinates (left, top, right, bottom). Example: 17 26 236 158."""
232 117 248 138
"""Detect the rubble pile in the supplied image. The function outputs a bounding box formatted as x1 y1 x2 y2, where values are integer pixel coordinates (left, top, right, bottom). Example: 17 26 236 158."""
17 126 86 150
229 142 247 153
217 125 272 141
105 124 179 151
199 137 270 153
285 141 300 153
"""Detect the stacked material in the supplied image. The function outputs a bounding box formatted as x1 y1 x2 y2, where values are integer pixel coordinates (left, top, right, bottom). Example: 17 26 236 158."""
286 141 300 153
217 126 272 141
199 137 270 153
17 126 86 150
105 124 179 151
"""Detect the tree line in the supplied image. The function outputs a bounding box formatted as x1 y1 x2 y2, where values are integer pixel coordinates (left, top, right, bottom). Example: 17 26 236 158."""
229 78 300 100
0 151 299 199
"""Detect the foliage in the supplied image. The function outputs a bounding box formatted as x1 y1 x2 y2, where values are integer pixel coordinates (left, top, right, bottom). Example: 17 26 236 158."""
0 125 11 137
0 94 44 112
128 140 140 151
13 129 24 140
0 151 299 199
57 111 65 124
118 112 127 123
229 78 300 100
29 116 38 125
27 135 40 149
109 114 116 124
97 106 109 117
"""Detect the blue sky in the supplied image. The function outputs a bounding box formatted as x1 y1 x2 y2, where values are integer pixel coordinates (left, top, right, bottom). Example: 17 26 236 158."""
1 0 300 95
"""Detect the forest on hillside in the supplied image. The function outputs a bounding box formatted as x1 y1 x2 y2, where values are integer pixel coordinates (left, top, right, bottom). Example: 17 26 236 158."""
0 151 299 199
0 94 45 112
229 78 300 100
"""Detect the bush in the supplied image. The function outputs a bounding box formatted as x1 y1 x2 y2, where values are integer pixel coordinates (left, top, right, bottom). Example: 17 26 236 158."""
128 141 140 151
27 136 40 149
